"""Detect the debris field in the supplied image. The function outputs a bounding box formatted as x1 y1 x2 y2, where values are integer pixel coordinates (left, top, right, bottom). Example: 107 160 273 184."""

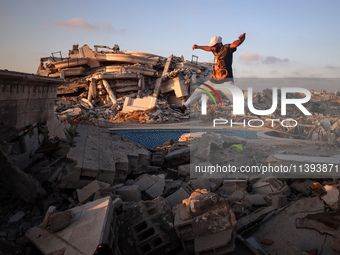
0 43 340 255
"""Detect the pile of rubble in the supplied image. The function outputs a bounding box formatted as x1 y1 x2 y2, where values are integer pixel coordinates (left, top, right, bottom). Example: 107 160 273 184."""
1 121 340 254
35 44 340 146
37 44 212 112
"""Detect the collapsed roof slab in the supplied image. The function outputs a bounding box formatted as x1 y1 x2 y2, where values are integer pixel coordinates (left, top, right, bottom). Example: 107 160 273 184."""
124 51 164 59
26 196 117 255
95 53 159 66
52 58 89 70
49 67 85 78
90 72 139 80
105 65 157 77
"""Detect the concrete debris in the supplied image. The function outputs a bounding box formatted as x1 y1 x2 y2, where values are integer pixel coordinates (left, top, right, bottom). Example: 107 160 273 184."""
49 210 73 232
26 196 119 255
0 117 339 254
174 190 237 253
8 211 25 225
76 180 110 203
115 184 141 202
2 65 340 254
36 44 213 126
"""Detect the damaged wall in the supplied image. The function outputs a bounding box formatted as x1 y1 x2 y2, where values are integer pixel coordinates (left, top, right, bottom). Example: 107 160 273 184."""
0 70 63 140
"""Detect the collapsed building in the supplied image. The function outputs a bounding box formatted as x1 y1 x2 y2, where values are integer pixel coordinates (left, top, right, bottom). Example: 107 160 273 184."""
37 44 212 112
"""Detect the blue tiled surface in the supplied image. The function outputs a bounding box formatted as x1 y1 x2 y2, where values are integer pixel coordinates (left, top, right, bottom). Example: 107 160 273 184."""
111 129 262 149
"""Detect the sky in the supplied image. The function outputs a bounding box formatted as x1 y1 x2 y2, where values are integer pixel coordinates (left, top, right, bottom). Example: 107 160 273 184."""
1 0 340 79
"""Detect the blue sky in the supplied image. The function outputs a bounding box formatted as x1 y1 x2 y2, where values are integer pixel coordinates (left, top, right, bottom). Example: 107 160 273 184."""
1 0 340 78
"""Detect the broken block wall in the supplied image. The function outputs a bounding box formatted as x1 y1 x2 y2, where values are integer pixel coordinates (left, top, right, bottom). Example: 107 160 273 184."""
0 70 62 140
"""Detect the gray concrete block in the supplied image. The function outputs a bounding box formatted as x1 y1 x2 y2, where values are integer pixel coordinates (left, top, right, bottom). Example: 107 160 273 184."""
220 180 247 195
9 211 25 224
115 185 141 202
266 194 288 209
46 116 69 139
76 180 110 203
227 190 246 204
145 175 165 199
165 187 190 208
194 229 235 255
178 164 190 177
189 179 211 191
165 147 190 165
97 171 115 185
243 194 267 207
134 174 156 191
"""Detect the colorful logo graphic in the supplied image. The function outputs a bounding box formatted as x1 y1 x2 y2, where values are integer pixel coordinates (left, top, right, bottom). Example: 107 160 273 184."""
198 83 222 106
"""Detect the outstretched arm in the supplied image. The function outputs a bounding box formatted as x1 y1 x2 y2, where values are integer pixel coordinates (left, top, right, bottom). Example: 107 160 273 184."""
230 33 246 49
192 45 212 51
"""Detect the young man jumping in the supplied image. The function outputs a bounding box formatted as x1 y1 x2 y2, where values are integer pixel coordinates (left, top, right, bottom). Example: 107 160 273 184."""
172 33 246 113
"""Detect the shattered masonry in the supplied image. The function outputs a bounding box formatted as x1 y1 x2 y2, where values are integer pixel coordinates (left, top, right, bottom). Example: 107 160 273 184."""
37 44 212 113
38 44 340 142
0 42 340 255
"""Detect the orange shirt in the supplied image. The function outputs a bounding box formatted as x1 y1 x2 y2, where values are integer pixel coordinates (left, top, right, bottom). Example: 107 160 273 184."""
212 44 236 80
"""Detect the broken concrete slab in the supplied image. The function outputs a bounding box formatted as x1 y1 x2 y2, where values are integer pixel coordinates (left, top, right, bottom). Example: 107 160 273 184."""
0 147 46 204
194 229 236 255
266 194 288 209
145 175 166 199
26 196 118 255
133 174 156 191
46 116 70 139
188 178 211 191
236 206 276 233
296 211 340 237
76 180 110 203
122 96 157 113
243 194 267 207
67 124 150 185
249 197 338 254
178 164 191 177
165 187 190 208
115 184 141 202
219 179 248 195
165 146 191 166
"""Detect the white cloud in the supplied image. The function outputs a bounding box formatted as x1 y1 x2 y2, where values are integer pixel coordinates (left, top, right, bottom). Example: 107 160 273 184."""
239 53 289 65
239 53 261 62
263 56 289 64
47 18 96 31
46 18 125 33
